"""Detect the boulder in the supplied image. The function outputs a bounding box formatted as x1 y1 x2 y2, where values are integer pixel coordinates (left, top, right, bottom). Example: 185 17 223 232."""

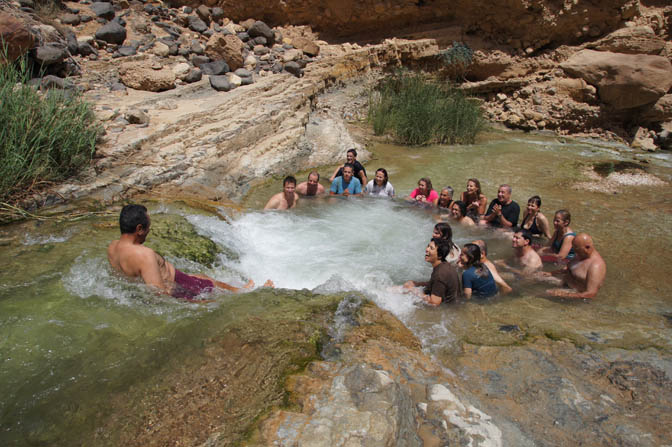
152 41 170 57
284 61 302 77
172 62 191 80
638 94 672 124
91 2 115 20
205 33 244 70
78 41 98 57
200 60 229 75
33 44 67 66
554 78 597 103
195 5 211 24
184 68 202 83
292 36 320 57
247 21 274 46
631 127 657 151
188 16 208 34
282 48 302 62
560 50 672 110
95 21 126 45
211 7 224 22
209 75 232 91
117 45 137 57
61 13 81 26
588 26 667 55
0 12 35 62
118 61 176 91
125 109 149 124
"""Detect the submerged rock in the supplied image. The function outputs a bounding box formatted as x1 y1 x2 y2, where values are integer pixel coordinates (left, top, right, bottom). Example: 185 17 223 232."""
144 214 219 266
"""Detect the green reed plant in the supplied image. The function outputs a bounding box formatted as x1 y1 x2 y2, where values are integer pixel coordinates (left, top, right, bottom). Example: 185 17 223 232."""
0 52 100 201
367 71 484 146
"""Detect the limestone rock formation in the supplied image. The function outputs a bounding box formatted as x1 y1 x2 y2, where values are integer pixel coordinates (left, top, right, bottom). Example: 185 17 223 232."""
587 25 667 55
118 60 176 92
560 50 672 110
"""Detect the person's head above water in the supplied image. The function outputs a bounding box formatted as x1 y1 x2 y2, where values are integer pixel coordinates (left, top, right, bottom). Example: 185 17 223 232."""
433 221 453 240
346 149 357 164
572 233 595 259
427 237 451 263
438 186 454 206
554 209 571 227
374 168 388 186
451 200 468 219
472 239 488 258
512 229 533 248
307 171 320 183
417 177 433 194
342 163 354 181
466 178 482 196
460 243 483 269
119 204 149 234
497 184 513 204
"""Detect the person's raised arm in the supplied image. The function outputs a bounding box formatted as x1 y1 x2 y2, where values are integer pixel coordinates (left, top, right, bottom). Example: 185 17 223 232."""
329 166 342 182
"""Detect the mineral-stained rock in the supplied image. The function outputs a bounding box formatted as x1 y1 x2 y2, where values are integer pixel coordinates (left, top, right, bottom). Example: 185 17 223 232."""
200 59 229 75
0 12 35 62
561 50 672 110
118 60 176 92
210 75 232 91
95 21 127 45
631 127 657 151
247 21 275 46
91 2 115 20
588 26 667 55
205 33 244 70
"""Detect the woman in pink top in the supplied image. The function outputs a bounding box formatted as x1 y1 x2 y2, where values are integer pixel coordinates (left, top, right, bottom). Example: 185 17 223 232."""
408 177 439 206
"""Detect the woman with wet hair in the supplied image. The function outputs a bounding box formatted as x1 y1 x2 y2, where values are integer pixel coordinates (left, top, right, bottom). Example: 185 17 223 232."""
364 168 395 198
432 222 461 263
459 243 497 299
450 201 475 227
408 177 438 206
521 195 551 239
460 178 487 219
538 209 576 262
436 186 455 211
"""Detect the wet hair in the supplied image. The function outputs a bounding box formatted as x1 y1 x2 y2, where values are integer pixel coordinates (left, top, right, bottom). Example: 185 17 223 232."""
433 222 458 252
431 237 451 262
283 176 297 186
308 171 320 181
119 204 148 234
462 243 487 277
517 229 533 244
466 178 482 196
347 148 357 157
342 163 355 173
418 177 433 193
528 195 541 207
375 168 389 186
555 209 571 224
452 200 468 218
472 239 488 256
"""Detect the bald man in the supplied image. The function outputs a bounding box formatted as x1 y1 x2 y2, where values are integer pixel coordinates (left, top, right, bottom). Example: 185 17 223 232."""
545 233 606 299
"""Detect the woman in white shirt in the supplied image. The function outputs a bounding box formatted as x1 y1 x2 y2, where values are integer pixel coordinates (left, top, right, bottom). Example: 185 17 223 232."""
364 168 395 198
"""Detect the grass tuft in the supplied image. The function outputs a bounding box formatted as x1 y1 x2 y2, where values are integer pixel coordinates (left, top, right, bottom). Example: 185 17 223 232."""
368 71 484 146
0 48 100 202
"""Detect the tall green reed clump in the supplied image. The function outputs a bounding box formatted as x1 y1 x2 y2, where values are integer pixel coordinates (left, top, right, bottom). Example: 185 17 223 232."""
368 72 484 146
0 56 100 201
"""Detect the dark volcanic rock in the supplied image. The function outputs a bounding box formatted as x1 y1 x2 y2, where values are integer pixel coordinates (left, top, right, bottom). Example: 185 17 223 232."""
61 13 81 26
191 54 210 67
34 44 67 66
195 5 211 24
95 21 126 45
209 75 232 92
117 45 137 57
78 41 98 57
284 61 303 77
200 60 229 75
211 7 224 22
91 2 115 20
252 36 267 46
248 21 275 46
237 32 249 42
184 68 202 83
188 16 208 34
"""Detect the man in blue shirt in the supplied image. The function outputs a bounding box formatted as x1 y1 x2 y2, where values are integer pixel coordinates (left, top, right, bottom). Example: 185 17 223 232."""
329 164 362 196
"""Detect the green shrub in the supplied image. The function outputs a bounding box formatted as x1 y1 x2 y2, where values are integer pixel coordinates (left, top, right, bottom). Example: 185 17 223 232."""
367 71 484 146
438 41 473 81
0 53 100 202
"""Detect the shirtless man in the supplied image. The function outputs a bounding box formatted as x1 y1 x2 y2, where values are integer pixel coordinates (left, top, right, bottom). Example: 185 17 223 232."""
471 239 512 294
496 230 542 276
264 176 299 210
295 171 325 196
545 233 606 299
108 204 272 300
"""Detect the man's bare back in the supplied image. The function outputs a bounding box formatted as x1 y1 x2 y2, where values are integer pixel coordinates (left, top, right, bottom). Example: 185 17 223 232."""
546 233 606 299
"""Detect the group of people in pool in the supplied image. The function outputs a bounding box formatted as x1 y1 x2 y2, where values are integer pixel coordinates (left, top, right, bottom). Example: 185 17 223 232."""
264 149 607 303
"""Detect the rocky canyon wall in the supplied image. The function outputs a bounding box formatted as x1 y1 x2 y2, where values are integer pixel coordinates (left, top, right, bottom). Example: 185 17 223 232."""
173 0 635 50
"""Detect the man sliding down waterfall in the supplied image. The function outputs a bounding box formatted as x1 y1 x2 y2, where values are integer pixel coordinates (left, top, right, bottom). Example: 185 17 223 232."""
108 204 273 300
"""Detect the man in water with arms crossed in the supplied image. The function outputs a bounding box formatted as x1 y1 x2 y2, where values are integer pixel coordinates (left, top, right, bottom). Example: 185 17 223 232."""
403 238 460 306
295 171 325 196
265 176 299 210
108 204 273 300
545 233 606 299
